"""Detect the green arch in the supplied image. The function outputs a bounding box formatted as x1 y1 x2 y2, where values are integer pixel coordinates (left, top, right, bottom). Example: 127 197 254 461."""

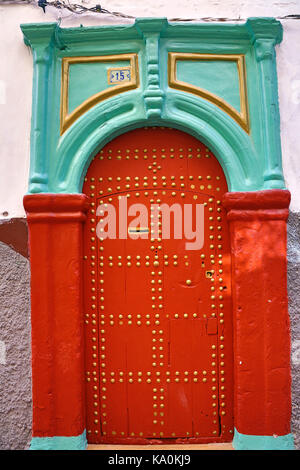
53 90 262 194
21 18 285 196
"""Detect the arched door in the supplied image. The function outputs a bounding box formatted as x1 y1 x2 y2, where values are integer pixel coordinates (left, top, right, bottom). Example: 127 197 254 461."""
83 128 233 444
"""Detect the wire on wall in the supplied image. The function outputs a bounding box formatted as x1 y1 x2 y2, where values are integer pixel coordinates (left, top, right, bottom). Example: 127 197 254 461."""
1 0 300 22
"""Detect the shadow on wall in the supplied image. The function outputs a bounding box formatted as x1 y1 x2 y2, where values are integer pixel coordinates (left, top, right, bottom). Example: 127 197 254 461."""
0 218 28 259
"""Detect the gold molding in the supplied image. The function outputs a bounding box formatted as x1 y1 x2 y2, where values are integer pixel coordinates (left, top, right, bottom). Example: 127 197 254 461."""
60 54 139 134
168 52 250 133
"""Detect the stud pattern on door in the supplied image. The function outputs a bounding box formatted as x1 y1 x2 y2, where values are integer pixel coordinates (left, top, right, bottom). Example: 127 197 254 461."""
83 128 233 443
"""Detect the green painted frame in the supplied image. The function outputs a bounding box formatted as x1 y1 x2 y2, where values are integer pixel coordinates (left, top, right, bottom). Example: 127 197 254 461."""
21 17 284 195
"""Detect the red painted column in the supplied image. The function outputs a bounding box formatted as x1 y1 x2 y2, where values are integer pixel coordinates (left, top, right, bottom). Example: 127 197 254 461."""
223 189 292 437
24 194 89 438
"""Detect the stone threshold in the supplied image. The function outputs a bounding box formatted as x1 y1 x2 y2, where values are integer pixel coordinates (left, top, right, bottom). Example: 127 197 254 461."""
88 442 233 450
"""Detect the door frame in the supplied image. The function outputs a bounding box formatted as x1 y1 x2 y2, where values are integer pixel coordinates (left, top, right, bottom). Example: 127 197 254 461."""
22 18 294 450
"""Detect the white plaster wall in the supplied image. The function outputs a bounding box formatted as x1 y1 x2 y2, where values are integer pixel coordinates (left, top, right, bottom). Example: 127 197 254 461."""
0 0 300 217
277 19 300 213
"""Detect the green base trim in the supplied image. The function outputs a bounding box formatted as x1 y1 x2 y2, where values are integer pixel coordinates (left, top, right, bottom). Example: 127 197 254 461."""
233 428 294 450
30 429 87 450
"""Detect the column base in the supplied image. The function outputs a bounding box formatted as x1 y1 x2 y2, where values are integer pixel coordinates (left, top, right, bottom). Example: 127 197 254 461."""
29 430 87 450
233 428 294 450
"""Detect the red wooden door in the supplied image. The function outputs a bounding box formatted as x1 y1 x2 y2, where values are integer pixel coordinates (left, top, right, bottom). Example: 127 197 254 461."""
83 128 233 443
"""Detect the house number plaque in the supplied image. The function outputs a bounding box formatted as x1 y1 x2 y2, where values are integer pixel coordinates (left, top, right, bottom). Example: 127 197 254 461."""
108 66 131 85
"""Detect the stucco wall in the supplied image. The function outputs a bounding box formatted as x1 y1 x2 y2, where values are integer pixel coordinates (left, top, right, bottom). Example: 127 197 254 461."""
0 242 31 450
287 212 300 450
0 0 299 450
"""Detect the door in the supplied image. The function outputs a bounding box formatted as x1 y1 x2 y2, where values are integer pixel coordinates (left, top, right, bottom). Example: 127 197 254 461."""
83 128 233 443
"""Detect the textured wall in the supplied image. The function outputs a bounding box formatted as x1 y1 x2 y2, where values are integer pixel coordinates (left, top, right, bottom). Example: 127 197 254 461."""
0 242 31 450
287 211 300 450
